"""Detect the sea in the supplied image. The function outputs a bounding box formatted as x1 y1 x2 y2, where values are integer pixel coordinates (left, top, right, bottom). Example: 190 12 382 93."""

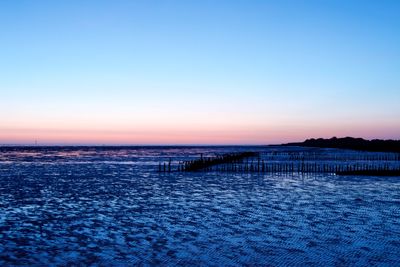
0 146 399 266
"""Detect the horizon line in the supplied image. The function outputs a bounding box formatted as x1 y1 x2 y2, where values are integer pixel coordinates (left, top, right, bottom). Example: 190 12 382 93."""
0 143 280 147
1 136 399 147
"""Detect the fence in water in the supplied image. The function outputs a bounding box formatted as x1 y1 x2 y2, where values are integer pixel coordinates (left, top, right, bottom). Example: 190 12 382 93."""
158 152 259 172
158 150 400 175
259 151 400 161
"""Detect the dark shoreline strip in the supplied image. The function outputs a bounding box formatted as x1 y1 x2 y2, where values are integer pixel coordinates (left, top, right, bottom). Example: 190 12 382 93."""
283 137 400 153
336 170 400 176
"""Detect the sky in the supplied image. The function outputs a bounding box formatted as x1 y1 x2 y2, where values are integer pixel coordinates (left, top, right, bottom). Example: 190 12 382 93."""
0 0 399 145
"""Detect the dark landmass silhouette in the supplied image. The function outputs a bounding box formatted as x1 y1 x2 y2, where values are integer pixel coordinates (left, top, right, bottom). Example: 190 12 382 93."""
336 170 400 176
283 137 400 153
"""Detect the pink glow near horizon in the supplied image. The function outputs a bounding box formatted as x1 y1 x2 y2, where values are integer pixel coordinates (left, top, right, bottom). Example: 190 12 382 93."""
1 123 399 145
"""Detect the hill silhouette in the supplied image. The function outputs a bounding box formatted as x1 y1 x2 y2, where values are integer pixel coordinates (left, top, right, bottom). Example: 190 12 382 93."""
284 137 400 153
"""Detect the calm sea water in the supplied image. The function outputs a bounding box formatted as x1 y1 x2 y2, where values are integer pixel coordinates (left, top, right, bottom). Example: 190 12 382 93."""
0 146 399 266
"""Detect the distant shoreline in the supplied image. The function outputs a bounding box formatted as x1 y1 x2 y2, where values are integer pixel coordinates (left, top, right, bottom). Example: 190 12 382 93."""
0 145 269 150
1 137 400 153
283 137 400 153
336 170 400 176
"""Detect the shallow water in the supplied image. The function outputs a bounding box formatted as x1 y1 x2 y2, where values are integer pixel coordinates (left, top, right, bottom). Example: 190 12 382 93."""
0 147 399 266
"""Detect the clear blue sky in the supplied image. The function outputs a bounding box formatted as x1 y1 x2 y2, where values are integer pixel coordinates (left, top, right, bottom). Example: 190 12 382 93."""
1 0 399 144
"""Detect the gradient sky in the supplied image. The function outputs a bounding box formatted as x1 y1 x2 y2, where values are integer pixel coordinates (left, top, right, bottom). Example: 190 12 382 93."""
1 0 399 145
